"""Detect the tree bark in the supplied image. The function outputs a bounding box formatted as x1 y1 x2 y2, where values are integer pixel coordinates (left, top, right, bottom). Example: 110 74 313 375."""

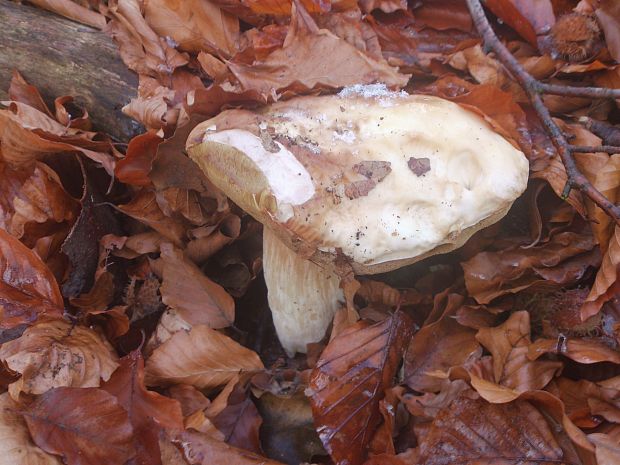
0 0 141 141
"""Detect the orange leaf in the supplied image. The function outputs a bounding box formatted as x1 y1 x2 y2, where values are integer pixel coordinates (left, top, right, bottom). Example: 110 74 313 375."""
159 243 235 328
144 324 264 389
308 311 413 465
405 294 481 392
171 429 285 465
23 387 135 465
103 349 183 465
416 396 565 464
0 229 64 329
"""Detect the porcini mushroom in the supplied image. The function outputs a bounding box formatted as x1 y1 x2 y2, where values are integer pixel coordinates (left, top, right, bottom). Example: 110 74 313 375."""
186 84 529 355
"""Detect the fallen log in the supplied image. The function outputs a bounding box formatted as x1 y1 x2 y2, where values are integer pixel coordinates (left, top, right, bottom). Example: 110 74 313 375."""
0 0 141 141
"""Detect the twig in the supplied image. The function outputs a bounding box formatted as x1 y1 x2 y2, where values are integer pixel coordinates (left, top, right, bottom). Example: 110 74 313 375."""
570 145 620 154
466 0 620 224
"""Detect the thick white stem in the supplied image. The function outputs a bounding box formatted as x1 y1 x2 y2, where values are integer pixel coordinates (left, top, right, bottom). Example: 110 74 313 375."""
263 227 344 356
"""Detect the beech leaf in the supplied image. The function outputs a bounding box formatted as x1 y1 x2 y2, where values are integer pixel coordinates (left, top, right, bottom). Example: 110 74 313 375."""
405 294 481 393
0 228 64 329
416 396 564 465
0 321 118 399
227 1 408 98
102 349 183 465
308 311 413 465
144 324 264 389
172 429 285 465
0 393 61 465
159 243 235 329
22 387 135 465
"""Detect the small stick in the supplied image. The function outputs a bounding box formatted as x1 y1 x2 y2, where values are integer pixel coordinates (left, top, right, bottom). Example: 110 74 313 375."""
465 0 620 224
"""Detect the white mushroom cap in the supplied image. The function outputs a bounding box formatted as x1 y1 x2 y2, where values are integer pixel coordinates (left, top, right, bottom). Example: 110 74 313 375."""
187 84 529 275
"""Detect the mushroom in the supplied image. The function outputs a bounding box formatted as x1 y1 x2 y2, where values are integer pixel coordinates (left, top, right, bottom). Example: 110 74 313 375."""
186 84 529 356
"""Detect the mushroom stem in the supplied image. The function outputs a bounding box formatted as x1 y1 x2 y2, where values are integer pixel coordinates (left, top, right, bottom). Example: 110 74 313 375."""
262 227 344 356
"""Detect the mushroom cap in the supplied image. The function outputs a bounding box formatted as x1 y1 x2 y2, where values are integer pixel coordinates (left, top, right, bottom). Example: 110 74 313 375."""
187 84 529 275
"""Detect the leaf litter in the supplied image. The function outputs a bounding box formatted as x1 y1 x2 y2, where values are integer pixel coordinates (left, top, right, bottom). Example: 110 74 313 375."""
2 0 620 464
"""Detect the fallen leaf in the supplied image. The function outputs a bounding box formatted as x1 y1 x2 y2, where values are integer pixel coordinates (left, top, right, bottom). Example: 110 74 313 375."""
0 228 64 329
475 311 562 392
398 379 476 420
589 432 620 465
160 243 235 328
0 392 61 465
26 0 106 28
145 324 264 389
228 1 408 99
207 379 263 453
462 231 597 304
144 0 239 55
405 294 481 392
484 0 556 46
171 429 285 465
529 336 620 364
308 311 413 465
8 71 53 117
596 0 620 62
416 396 565 464
116 190 188 246
0 320 118 399
582 225 620 319
168 384 211 417
60 163 122 298
0 160 77 241
102 349 183 465
114 130 162 186
23 387 135 465
103 0 188 79
0 103 116 176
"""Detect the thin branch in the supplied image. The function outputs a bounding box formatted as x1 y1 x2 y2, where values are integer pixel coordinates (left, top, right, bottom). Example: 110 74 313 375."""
570 145 620 154
538 83 620 99
465 0 620 224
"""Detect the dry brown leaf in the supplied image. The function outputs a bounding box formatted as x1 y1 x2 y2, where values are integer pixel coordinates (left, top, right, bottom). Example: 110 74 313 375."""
206 378 263 453
416 396 565 465
8 71 53 117
0 320 118 399
0 393 61 465
144 0 239 55
168 384 211 417
114 130 162 187
172 429 285 465
475 311 562 393
0 160 77 241
484 0 556 46
582 225 620 319
160 243 235 328
405 294 481 393
0 104 116 176
529 336 620 364
308 311 413 465
596 0 620 62
462 231 597 304
116 190 187 246
589 432 620 465
0 229 64 329
399 379 477 420
23 387 135 465
144 324 264 389
27 0 106 28
228 1 408 98
104 0 188 79
102 349 183 465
